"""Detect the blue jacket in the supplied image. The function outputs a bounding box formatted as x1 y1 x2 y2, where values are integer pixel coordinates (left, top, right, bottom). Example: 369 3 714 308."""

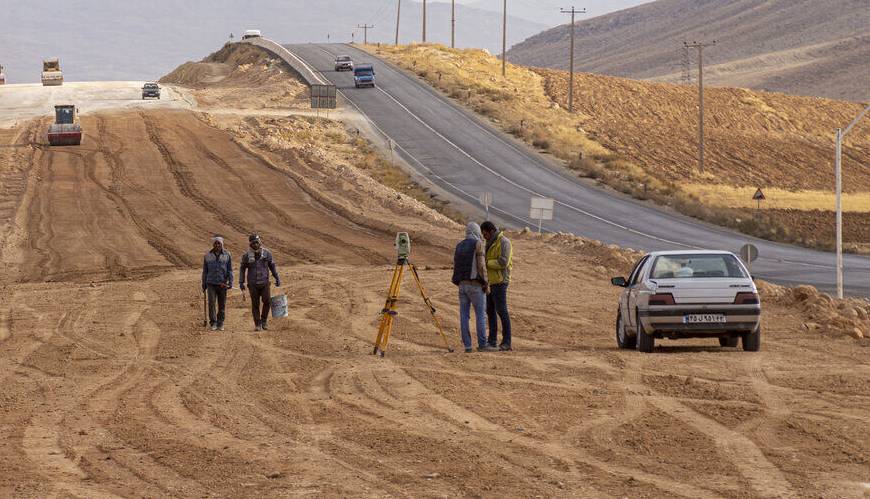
202 250 233 288
240 248 279 287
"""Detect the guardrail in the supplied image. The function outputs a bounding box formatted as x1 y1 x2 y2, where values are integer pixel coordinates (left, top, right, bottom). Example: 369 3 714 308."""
241 37 336 108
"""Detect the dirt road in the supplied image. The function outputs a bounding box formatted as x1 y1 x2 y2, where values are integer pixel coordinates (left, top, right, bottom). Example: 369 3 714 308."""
0 59 867 496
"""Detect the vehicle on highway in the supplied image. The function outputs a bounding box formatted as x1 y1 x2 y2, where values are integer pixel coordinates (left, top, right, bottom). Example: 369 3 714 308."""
142 82 161 99
334 55 354 72
47 104 82 146
41 58 63 86
353 64 375 88
611 250 761 353
242 30 262 40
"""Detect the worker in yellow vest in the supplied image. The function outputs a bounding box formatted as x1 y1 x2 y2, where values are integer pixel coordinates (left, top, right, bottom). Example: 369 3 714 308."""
480 221 513 351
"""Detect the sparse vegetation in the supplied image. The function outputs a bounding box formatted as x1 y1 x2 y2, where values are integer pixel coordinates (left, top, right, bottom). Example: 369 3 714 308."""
365 43 870 252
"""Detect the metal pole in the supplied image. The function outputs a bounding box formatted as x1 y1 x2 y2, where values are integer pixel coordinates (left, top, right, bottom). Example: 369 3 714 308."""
451 0 456 48
395 0 401 45
560 7 586 113
502 0 507 77
836 128 843 299
423 0 427 43
698 45 705 174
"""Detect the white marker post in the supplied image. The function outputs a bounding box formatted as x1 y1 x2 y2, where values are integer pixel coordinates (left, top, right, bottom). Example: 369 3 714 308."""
530 197 554 233
479 192 493 220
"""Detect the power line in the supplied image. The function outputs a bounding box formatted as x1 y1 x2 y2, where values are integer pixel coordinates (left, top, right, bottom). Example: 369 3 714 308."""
684 40 716 174
560 6 587 113
357 24 375 45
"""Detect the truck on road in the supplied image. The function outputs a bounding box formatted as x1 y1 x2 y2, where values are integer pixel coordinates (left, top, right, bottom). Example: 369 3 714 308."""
41 58 63 86
0 65 5 85
353 64 375 88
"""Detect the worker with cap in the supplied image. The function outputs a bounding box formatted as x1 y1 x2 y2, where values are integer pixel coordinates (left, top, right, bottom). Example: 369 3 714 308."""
202 235 233 331
239 234 281 331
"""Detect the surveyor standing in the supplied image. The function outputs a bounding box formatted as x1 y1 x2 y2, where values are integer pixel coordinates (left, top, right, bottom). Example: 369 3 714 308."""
239 234 281 331
480 221 513 351
452 222 491 353
202 235 233 331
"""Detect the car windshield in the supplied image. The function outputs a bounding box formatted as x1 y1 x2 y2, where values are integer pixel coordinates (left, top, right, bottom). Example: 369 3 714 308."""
337 56 351 62
145 84 157 88
355 69 373 76
650 254 747 279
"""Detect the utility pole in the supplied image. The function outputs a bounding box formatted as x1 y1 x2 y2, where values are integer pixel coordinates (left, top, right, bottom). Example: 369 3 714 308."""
501 0 507 76
395 0 401 45
357 24 374 45
422 0 427 43
560 7 586 113
834 103 870 299
451 0 456 48
684 40 716 174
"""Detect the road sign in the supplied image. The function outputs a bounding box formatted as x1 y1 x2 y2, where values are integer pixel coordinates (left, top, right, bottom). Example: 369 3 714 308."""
752 188 766 201
479 192 493 219
740 243 759 274
530 197 554 233
311 84 337 109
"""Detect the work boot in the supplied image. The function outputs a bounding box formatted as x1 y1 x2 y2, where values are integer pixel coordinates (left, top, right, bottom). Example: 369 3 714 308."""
477 346 497 352
218 323 225 331
261 322 268 331
464 347 473 353
499 344 512 351
210 324 217 331
255 324 263 332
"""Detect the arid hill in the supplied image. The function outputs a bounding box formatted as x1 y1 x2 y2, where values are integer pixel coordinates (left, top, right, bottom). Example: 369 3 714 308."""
507 0 870 102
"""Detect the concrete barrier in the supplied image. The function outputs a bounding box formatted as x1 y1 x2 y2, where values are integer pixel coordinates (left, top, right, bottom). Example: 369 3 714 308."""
241 38 328 87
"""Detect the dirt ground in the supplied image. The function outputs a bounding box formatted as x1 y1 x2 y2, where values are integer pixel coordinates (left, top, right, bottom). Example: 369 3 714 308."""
0 47 869 498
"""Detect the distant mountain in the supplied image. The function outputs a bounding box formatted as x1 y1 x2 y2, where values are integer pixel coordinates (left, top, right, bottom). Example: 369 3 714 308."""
507 0 870 101
0 0 544 84
464 0 650 28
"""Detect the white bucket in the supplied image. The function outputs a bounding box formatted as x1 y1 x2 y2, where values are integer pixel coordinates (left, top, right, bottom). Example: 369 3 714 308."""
270 294 288 318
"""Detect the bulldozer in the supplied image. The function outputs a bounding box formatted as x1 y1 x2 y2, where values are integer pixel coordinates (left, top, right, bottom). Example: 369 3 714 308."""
47 105 82 146
41 58 63 86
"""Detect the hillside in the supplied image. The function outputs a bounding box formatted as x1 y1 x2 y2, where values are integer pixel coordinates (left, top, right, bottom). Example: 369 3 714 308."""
507 0 870 101
0 0 543 84
368 43 870 251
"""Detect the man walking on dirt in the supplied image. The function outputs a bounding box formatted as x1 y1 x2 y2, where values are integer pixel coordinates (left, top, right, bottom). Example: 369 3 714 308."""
452 222 492 353
202 235 233 331
481 221 513 351
239 234 281 331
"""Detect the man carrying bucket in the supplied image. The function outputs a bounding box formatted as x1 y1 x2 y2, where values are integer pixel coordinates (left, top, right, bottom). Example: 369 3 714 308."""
239 234 281 331
202 235 233 331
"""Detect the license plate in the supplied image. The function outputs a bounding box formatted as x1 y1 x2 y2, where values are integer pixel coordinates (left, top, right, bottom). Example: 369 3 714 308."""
684 314 726 324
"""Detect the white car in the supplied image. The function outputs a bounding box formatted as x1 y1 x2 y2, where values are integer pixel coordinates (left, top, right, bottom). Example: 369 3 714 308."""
242 30 262 40
611 250 761 353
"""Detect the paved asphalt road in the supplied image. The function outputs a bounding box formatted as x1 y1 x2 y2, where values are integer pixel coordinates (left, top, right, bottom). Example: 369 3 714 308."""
286 43 870 296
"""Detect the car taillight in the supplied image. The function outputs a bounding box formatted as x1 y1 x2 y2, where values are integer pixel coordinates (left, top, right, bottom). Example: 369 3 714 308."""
734 292 759 305
648 293 675 306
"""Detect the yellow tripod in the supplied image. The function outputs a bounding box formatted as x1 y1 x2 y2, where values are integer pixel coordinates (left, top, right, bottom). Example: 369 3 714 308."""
373 257 455 357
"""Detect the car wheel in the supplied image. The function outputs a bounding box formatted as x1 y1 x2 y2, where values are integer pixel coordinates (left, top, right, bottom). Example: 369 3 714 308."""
719 337 739 347
742 326 761 352
616 310 636 349
636 313 654 353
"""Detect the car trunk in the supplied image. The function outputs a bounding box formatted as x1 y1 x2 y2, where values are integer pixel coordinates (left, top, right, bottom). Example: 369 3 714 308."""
653 278 751 304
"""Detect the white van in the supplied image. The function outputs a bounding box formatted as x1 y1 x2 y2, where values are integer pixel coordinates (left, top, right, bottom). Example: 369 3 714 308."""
242 30 262 40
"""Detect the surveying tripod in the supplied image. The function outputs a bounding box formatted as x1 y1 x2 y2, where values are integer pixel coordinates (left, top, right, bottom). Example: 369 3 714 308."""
373 256 455 356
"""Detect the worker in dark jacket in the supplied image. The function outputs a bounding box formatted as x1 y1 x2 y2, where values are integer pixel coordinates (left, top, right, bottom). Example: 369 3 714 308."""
239 234 281 331
202 235 233 331
452 222 491 353
481 221 513 351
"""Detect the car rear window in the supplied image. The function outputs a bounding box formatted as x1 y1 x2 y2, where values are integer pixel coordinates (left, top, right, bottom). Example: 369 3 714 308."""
650 254 747 279
337 56 351 61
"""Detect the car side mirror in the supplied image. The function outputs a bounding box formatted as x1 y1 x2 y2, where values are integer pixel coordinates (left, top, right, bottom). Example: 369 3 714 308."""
611 276 627 287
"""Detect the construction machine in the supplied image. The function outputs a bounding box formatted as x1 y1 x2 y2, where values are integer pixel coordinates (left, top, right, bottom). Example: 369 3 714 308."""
41 58 63 86
47 105 82 146
0 65 6 85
